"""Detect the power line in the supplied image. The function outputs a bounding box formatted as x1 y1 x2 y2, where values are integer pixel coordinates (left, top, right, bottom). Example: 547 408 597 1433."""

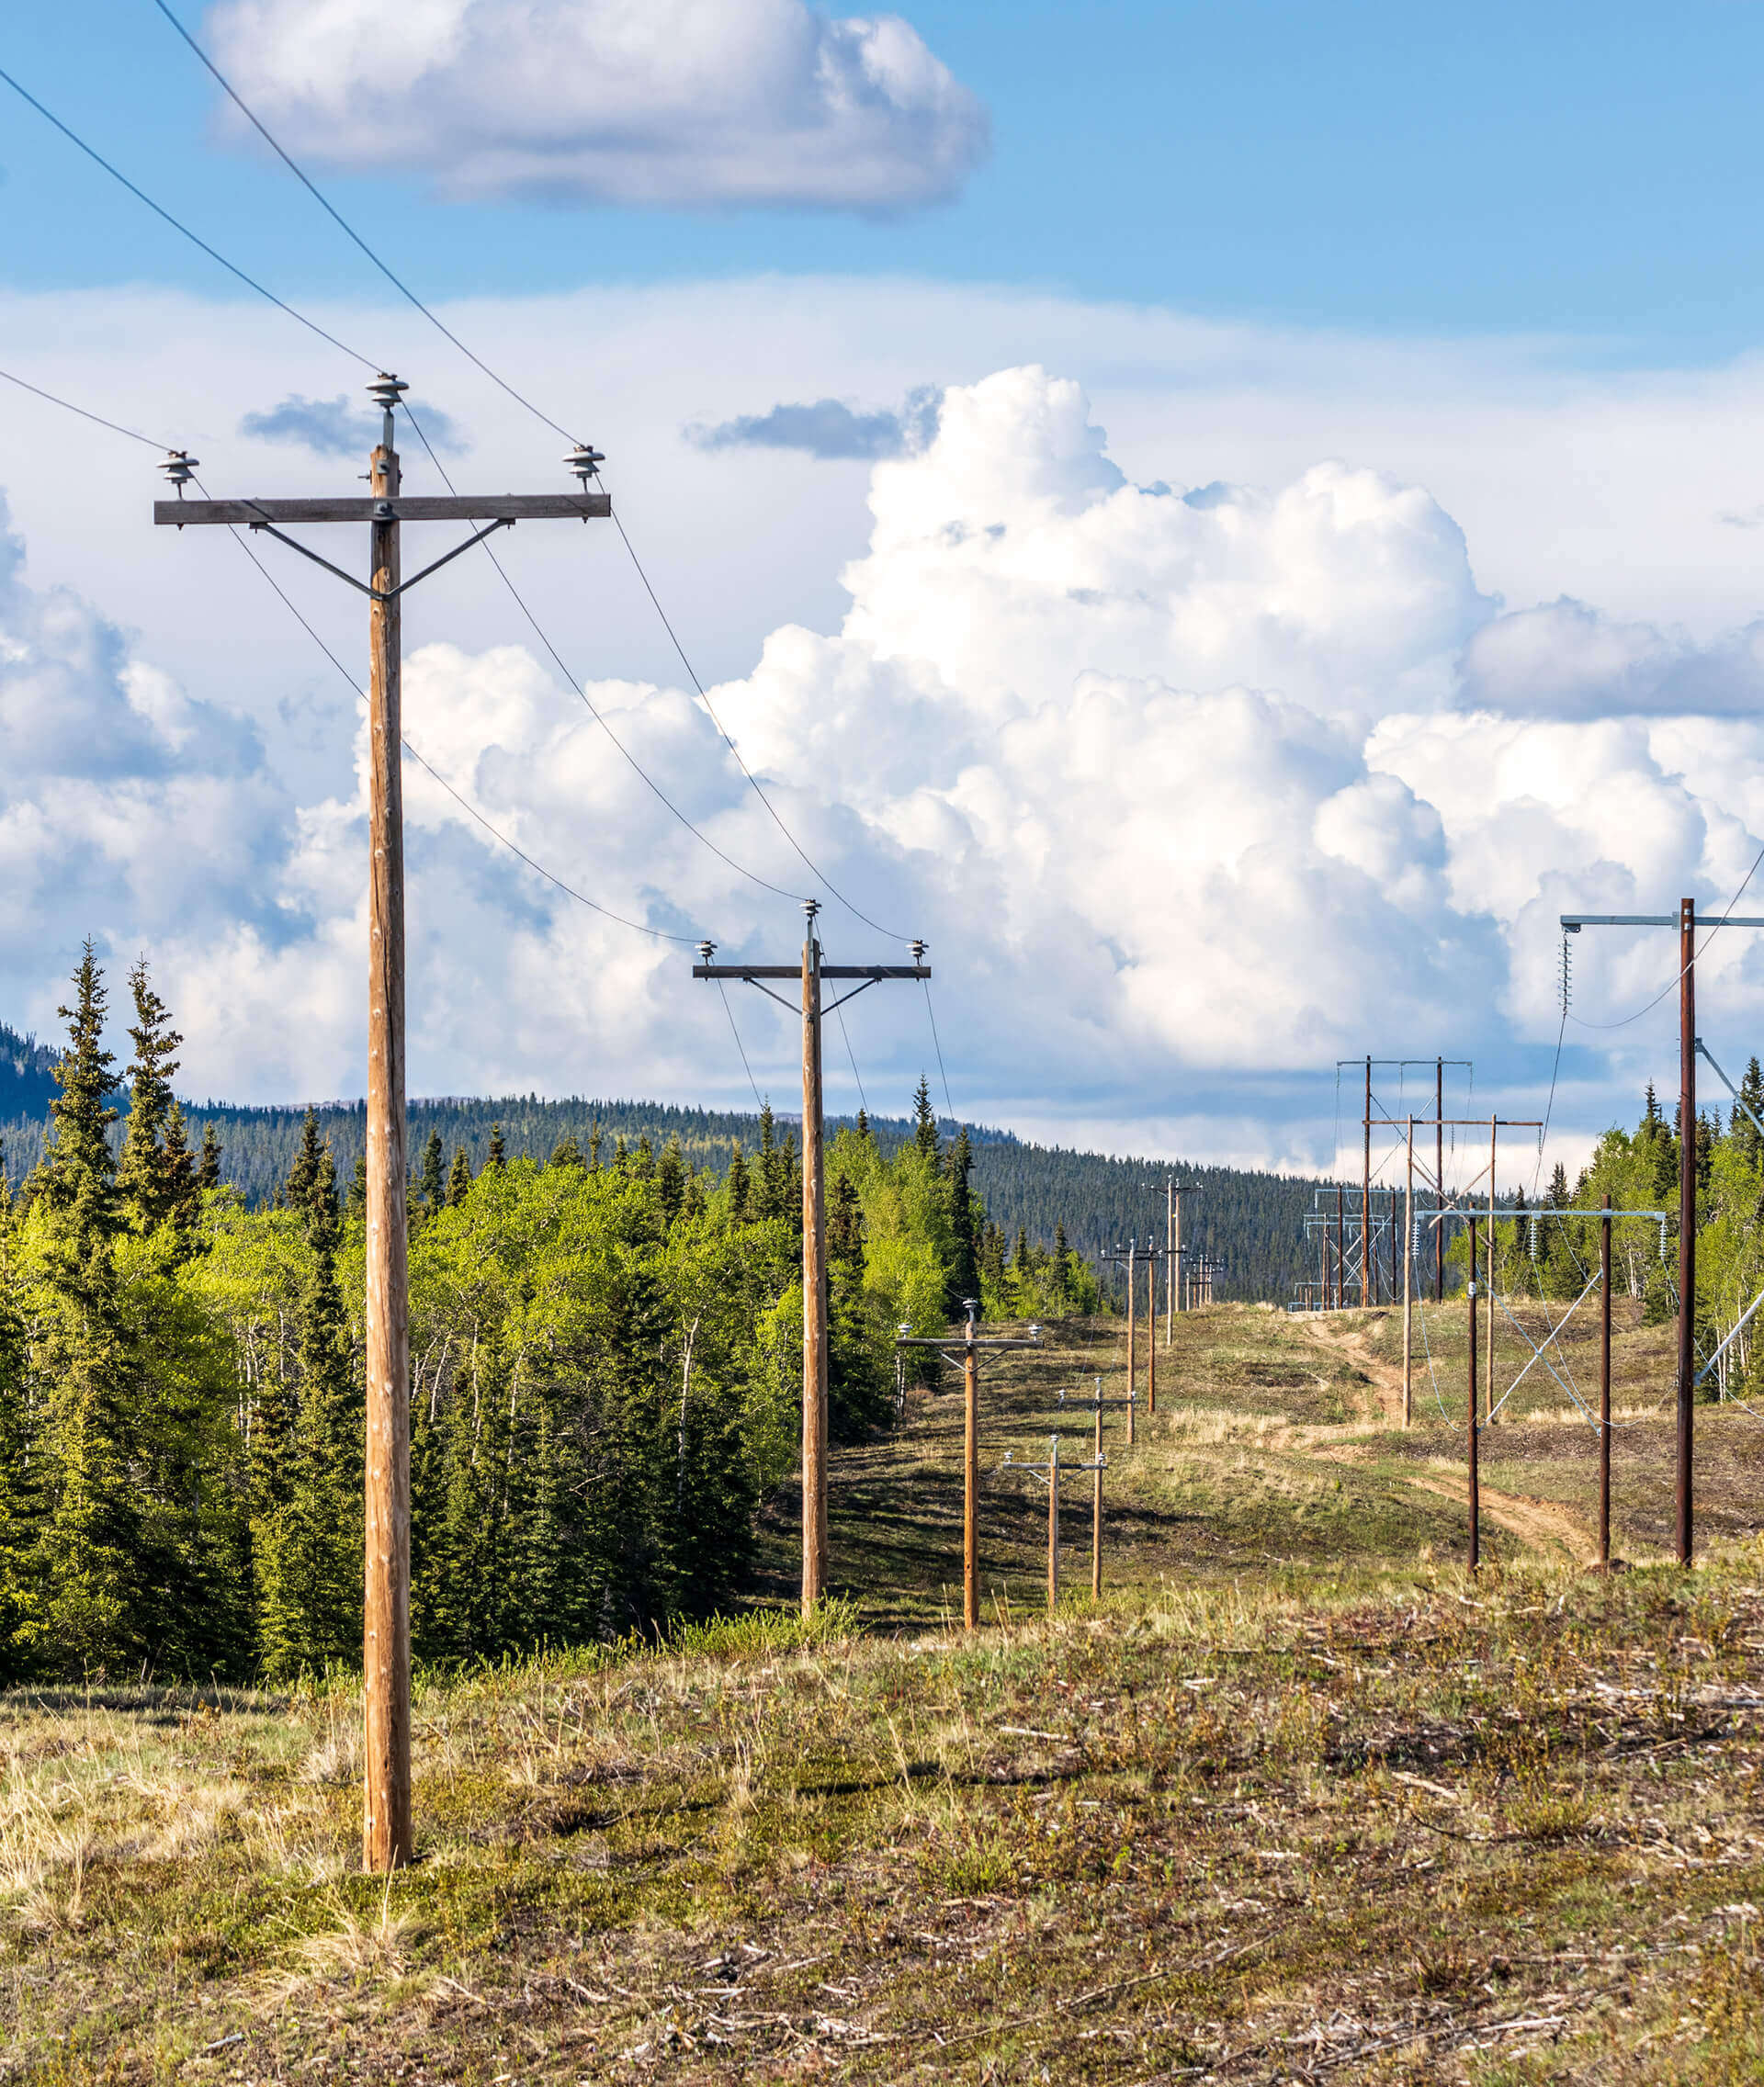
199 475 707 947
147 0 920 950
0 366 175 451
717 981 764 1111
0 62 377 371
922 977 956 1124
401 405 807 906
1567 838 1764 1032
832 998 867 1113
150 0 577 444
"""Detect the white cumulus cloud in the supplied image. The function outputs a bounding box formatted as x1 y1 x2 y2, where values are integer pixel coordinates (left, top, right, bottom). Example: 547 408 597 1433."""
201 0 989 209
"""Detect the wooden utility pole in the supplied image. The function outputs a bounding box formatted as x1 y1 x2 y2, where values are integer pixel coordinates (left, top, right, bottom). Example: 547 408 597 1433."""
698 928 930 1613
1056 1377 1131 1600
157 377 611 1875
1145 1249 1157 1414
1102 1244 1145 1440
1678 896 1696 1568
1402 1116 1414 1427
1600 1193 1612 1570
1487 1116 1498 1425
899 1304 1041 1630
1005 1427 1103 1619
1467 1214 1480 1573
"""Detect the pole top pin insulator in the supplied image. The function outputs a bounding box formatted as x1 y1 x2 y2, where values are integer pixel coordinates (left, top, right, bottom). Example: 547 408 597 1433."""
159 449 198 493
366 373 409 410
565 444 605 489
697 940 717 964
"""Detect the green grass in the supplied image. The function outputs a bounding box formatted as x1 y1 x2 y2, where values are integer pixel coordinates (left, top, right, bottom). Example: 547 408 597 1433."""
13 1303 1764 2081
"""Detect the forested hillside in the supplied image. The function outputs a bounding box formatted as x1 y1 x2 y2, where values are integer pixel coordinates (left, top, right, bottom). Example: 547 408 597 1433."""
0 1021 55 1122
4 1083 1329 1302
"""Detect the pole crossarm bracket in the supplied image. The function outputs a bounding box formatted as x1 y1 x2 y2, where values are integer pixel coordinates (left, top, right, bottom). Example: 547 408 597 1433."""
234 513 516 603
153 492 610 526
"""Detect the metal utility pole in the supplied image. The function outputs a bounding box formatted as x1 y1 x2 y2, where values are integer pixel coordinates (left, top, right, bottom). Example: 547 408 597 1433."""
1558 898 1764 1567
1435 1058 1445 1303
1362 1055 1373 1305
1402 1116 1414 1427
156 376 611 1876
697 921 929 1614
898 1303 1041 1630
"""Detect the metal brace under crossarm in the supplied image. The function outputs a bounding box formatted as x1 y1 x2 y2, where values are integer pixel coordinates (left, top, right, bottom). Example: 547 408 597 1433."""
241 511 514 603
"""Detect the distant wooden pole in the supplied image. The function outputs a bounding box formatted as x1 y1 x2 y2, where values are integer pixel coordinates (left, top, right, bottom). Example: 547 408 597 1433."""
800 902 828 1614
1487 1116 1497 1425
1467 1215 1480 1573
1166 1181 1176 1343
1146 1249 1157 1415
1600 1192 1612 1570
1046 1433 1060 1618
1402 1116 1414 1427
363 420 412 1875
963 1304 979 1630
1362 1055 1372 1306
1091 1393 1102 1598
1125 1243 1137 1445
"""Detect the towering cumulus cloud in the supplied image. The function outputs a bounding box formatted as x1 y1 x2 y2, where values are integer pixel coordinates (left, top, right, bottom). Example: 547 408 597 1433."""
201 0 990 209
8 365 1763 1158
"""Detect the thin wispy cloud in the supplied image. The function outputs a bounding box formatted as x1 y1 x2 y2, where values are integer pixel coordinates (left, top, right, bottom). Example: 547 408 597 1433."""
240 394 466 459
686 388 941 460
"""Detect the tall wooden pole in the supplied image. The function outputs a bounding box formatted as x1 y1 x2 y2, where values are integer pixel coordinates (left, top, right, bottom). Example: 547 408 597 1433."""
800 902 828 1613
363 416 412 1875
1467 1215 1480 1574
1487 1117 1497 1425
1402 1116 1414 1427
1434 1057 1444 1303
1679 896 1696 1568
1046 1433 1060 1618
1146 1249 1157 1414
1362 1056 1373 1305
963 1303 979 1630
1600 1192 1612 1570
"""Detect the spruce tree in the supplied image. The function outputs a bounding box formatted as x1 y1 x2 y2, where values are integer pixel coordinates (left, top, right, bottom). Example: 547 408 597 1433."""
588 1122 603 1172
726 1141 751 1223
447 1147 473 1205
944 1126 981 1312
346 1154 368 1220
656 1135 686 1224
161 1102 199 1233
485 1122 507 1171
754 1106 778 1216
198 1122 223 1190
1736 1056 1764 1173
549 1133 586 1170
40 941 120 1233
912 1076 939 1159
118 958 184 1230
419 1128 446 1212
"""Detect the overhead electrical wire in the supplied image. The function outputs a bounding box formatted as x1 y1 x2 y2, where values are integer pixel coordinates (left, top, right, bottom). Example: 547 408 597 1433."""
832 999 867 1114
400 406 807 907
0 366 176 451
717 983 765 1111
922 979 956 1125
194 475 709 946
150 0 578 446
147 0 924 950
1566 836 1764 1032
0 63 377 371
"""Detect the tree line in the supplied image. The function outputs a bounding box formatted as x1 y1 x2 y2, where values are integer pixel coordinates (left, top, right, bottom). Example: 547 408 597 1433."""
0 953 1099 1683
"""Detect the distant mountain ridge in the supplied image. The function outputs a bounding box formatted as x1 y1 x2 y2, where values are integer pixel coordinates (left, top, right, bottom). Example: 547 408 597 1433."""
0 1022 56 1122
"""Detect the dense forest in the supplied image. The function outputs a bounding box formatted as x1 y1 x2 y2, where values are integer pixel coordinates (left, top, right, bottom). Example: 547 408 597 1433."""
0 953 1102 1683
3 1021 1328 1303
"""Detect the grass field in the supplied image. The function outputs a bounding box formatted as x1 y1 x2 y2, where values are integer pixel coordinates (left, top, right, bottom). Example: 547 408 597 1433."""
10 1303 1764 2082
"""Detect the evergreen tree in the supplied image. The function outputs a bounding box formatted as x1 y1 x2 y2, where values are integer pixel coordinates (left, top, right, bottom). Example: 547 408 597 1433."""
727 1141 751 1224
944 1126 981 1312
1736 1056 1764 1173
198 1122 223 1190
257 1141 361 1676
912 1076 939 1159
40 941 121 1233
656 1135 686 1224
118 958 184 1231
447 1146 473 1206
346 1154 368 1220
485 1122 507 1171
161 1102 199 1234
588 1122 604 1172
286 1110 324 1214
1546 1162 1569 1210
548 1133 586 1169
419 1128 446 1213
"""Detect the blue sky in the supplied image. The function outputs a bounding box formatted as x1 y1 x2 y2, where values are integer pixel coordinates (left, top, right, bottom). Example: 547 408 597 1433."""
7 2 1764 357
6 0 1764 1170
